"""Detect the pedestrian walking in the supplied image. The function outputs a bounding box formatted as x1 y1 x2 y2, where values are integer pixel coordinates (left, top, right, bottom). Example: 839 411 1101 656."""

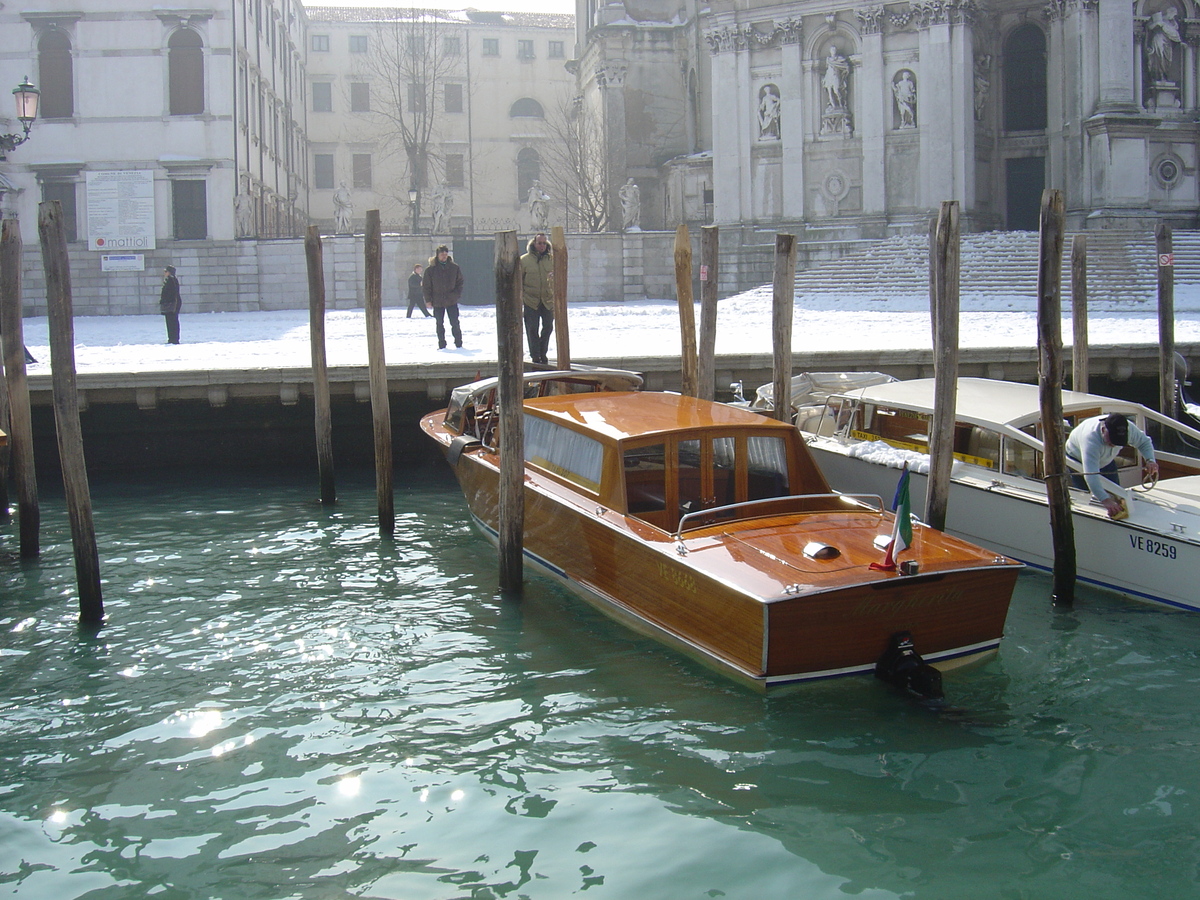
160 265 182 344
520 233 554 364
422 245 464 349
406 263 431 317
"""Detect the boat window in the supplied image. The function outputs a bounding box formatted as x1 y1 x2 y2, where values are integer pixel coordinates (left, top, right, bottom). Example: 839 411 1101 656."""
524 414 604 493
678 439 704 514
713 436 737 506
747 435 789 500
1002 437 1041 480
625 443 666 514
860 405 929 449
961 426 999 468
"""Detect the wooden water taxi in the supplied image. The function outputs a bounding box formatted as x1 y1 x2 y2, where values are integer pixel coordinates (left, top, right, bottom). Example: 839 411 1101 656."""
421 369 1020 689
795 377 1200 610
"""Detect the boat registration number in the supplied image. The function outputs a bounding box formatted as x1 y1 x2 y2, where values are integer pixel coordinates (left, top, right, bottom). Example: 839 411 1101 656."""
1130 534 1178 560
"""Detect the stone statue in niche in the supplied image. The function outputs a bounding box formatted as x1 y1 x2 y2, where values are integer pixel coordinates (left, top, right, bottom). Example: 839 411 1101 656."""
757 84 781 140
1146 8 1182 83
822 46 849 110
892 70 916 128
973 55 991 122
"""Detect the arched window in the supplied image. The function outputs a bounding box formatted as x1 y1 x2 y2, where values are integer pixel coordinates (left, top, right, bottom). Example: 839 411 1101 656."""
517 147 540 202
169 29 205 115
38 31 73 118
1003 24 1046 132
510 98 544 118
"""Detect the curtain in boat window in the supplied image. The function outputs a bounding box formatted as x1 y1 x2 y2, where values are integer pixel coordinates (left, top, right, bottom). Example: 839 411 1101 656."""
524 415 603 493
746 435 789 499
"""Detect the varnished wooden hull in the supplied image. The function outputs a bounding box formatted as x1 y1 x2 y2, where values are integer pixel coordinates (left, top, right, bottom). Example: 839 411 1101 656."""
424 413 1020 688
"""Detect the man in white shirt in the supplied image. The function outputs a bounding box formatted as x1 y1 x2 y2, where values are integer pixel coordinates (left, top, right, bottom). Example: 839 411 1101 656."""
1065 413 1159 516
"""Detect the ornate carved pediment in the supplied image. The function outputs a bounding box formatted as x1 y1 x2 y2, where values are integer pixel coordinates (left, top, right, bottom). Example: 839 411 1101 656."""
705 18 802 54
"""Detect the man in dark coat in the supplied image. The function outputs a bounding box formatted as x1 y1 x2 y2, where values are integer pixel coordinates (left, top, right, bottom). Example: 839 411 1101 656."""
406 263 431 317
422 245 464 349
160 265 182 344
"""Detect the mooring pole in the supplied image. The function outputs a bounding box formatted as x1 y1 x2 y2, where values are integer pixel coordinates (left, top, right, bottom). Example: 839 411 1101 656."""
305 225 335 504
1071 234 1088 394
770 234 797 423
39 201 102 624
674 225 697 397
926 201 960 532
1036 189 1075 607
364 210 393 535
495 231 524 594
551 225 570 370
1156 222 1176 420
0 331 9 513
697 225 719 401
0 219 38 556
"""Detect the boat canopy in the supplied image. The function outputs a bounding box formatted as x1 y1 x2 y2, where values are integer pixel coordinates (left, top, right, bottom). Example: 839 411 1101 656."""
444 368 644 434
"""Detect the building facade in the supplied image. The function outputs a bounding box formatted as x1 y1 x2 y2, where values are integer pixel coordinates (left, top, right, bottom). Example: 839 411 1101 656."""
0 0 308 248
304 7 576 235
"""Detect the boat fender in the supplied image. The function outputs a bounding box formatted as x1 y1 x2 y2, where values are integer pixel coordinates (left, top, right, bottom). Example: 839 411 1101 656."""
448 435 482 465
874 631 944 702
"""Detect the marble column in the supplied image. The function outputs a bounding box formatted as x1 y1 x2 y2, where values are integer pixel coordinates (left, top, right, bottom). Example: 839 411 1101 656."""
1097 0 1137 111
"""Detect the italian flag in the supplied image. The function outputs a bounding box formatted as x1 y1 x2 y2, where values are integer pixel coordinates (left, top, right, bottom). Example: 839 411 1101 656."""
871 464 912 571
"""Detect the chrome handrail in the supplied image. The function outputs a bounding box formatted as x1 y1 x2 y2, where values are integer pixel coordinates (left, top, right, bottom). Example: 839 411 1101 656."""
673 492 886 540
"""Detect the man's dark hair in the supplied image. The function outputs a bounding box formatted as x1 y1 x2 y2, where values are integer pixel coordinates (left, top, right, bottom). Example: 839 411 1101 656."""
165 265 176 274
436 244 450 254
1104 413 1129 445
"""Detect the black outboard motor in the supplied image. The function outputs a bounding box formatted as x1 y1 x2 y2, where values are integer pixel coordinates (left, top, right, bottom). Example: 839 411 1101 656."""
875 631 944 703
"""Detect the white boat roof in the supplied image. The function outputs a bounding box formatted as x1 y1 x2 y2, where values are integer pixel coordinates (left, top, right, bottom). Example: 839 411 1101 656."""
846 377 1146 430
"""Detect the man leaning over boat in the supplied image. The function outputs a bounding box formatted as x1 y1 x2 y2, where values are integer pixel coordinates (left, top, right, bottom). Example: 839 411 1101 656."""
1065 413 1159 517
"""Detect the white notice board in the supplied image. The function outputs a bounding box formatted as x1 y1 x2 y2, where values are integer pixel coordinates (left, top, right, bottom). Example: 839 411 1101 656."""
87 170 156 252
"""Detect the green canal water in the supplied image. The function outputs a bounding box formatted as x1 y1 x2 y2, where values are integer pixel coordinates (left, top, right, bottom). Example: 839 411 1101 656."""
2 465 1198 899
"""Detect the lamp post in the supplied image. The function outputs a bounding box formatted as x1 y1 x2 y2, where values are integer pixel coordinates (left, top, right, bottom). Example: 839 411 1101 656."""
409 185 419 233
0 77 39 160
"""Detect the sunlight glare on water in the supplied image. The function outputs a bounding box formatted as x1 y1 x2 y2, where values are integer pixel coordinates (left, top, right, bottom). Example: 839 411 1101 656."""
2 466 1199 899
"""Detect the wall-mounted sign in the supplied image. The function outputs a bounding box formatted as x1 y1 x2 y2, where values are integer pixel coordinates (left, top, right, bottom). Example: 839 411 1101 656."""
87 170 156 252
100 254 145 272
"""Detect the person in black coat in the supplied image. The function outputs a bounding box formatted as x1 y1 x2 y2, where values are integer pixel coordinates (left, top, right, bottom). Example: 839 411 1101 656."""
160 265 182 344
406 263 430 317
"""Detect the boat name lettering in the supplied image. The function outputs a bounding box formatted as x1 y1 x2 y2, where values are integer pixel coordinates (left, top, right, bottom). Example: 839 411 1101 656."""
657 561 699 594
1129 534 1178 560
855 587 963 614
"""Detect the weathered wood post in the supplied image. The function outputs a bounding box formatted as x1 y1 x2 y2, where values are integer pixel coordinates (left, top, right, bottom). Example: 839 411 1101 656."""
551 225 570 370
926 201 960 532
674 225 697 397
39 201 102 623
0 332 8 513
495 231 524 593
697 225 719 401
364 210 393 535
928 215 939 349
1071 235 1088 394
1156 222 1176 419
771 234 797 423
0 219 38 556
305 225 335 504
1036 189 1075 607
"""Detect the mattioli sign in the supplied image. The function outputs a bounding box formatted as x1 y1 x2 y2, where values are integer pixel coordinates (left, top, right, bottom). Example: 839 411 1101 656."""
87 170 156 252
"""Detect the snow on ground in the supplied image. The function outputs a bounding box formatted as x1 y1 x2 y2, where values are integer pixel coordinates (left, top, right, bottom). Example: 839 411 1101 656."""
16 284 1200 375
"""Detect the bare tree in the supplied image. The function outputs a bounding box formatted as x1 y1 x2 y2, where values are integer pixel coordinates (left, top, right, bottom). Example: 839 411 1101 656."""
540 94 613 233
351 9 464 226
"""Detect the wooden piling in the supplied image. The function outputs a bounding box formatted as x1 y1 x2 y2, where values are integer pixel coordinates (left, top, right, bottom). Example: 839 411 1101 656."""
1156 223 1176 419
39 201 102 623
495 231 524 593
305 225 335 504
674 225 697 397
1071 235 1088 394
551 226 570 370
697 226 719 401
0 331 8 513
1036 189 1075 607
926 201 960 532
770 234 797 423
0 219 37 556
364 210 393 535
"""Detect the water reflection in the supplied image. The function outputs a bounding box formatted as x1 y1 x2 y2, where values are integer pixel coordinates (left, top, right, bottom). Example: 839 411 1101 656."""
2 467 1200 898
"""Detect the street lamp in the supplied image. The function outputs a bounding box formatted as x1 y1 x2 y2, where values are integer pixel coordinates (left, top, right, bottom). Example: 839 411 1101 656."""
409 185 419 233
0 77 39 160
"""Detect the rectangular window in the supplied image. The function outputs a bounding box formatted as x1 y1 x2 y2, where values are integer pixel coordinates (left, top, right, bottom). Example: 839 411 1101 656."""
444 37 461 56
171 180 207 240
525 415 604 493
349 35 368 53
408 83 425 113
41 182 78 242
518 40 534 59
482 38 499 57
548 41 565 59
314 154 334 189
445 154 464 187
350 82 370 112
444 83 462 114
312 82 332 112
311 34 329 52
352 153 372 189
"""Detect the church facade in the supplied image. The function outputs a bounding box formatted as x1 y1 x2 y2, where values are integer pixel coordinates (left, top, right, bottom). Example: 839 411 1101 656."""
574 0 1200 238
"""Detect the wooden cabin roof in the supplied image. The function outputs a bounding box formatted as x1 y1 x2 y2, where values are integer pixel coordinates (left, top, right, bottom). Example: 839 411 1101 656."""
525 391 798 443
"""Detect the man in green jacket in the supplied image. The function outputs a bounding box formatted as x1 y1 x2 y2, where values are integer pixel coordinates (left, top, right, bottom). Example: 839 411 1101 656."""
520 233 554 365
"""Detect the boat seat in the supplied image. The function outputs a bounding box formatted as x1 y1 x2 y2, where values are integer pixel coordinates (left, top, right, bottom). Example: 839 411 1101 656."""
798 412 837 436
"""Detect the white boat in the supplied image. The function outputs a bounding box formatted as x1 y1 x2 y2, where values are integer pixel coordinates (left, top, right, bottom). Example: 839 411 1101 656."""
795 377 1200 611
